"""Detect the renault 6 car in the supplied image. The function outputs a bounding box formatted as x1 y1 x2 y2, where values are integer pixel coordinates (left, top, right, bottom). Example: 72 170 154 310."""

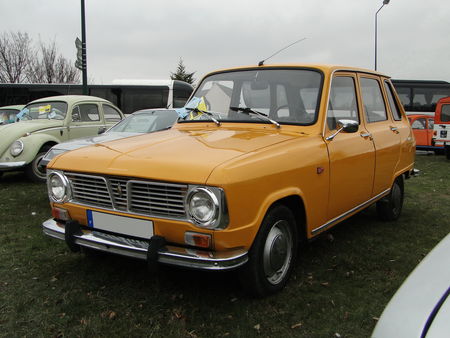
42 64 416 296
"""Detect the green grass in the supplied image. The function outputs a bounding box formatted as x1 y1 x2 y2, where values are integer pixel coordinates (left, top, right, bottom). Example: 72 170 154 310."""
0 154 449 337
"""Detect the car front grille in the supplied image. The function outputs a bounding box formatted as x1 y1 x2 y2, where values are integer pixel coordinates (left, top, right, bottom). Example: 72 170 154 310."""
66 172 188 219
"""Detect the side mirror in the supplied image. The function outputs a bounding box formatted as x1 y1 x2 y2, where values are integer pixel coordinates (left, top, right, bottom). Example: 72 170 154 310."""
326 119 359 141
337 119 359 133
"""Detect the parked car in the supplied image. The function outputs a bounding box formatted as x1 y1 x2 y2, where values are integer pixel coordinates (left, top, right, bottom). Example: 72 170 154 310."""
40 108 179 167
43 64 416 296
372 233 450 338
408 114 444 153
0 95 123 182
433 96 450 159
0 105 25 125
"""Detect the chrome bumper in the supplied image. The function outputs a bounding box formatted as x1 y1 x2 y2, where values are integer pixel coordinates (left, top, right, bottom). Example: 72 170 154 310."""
42 218 248 270
0 161 26 169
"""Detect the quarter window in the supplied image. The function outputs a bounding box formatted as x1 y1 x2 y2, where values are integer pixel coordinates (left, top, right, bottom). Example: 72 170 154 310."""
360 77 388 123
384 81 402 120
327 76 359 130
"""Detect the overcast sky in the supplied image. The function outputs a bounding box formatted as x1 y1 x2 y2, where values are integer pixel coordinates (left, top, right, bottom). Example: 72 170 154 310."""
1 0 449 85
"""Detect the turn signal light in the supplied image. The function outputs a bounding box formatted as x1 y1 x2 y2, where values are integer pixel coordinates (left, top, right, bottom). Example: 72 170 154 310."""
51 207 71 221
184 232 211 249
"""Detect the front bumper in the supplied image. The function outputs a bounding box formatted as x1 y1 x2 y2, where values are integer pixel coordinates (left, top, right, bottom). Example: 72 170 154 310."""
42 218 248 270
0 161 26 170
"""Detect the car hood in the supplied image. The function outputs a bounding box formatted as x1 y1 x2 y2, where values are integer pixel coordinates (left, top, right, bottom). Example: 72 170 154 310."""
52 132 142 152
0 119 63 155
50 125 303 184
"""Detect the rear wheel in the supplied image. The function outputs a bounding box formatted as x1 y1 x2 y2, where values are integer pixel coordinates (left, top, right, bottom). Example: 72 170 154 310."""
376 177 404 221
25 152 47 183
239 204 298 297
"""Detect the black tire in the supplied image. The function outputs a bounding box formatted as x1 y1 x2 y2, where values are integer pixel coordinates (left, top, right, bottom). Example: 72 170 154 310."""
376 177 404 221
25 152 48 183
239 204 298 297
445 145 450 160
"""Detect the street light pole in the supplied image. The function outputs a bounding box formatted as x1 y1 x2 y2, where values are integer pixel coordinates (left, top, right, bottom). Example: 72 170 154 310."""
80 0 88 95
375 0 390 71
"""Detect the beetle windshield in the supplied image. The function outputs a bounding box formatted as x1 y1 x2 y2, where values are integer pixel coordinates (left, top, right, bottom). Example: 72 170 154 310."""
18 101 68 121
180 68 322 125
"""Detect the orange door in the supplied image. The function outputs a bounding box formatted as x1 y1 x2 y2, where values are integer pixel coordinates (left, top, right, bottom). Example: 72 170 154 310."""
410 117 428 146
359 75 401 196
325 75 375 220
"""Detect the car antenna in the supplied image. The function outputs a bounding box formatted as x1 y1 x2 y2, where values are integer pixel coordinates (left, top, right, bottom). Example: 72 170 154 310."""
258 37 307 66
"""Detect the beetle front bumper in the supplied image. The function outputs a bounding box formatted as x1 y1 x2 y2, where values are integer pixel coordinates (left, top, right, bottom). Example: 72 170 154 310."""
0 161 26 170
42 218 248 271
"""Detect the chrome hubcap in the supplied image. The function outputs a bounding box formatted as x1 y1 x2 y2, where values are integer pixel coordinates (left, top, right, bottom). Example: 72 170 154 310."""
263 220 293 285
33 154 47 179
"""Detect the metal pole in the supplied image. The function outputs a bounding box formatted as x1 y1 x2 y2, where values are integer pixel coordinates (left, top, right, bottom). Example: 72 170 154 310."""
81 0 88 95
374 4 384 71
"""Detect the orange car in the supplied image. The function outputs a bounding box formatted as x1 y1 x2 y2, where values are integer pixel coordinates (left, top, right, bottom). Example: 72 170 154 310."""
434 96 450 159
407 114 444 153
43 64 416 296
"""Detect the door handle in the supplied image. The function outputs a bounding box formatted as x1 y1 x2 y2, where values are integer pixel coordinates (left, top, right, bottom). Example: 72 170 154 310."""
360 132 372 138
390 126 399 134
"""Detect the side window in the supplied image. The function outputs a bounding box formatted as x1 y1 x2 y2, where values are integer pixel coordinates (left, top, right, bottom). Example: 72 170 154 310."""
411 118 426 130
428 118 434 130
360 77 388 123
77 104 100 122
71 106 81 122
103 105 122 122
327 76 359 130
384 81 402 121
442 104 450 122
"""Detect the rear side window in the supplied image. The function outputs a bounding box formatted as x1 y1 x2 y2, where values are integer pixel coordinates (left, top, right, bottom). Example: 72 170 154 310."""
103 105 122 122
72 104 100 122
384 81 402 121
360 77 388 123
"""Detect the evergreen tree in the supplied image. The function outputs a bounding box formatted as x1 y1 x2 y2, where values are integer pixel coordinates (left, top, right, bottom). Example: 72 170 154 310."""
170 58 195 85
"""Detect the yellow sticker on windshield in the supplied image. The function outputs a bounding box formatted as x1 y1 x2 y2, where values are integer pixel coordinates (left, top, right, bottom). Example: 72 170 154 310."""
39 105 51 113
189 97 208 120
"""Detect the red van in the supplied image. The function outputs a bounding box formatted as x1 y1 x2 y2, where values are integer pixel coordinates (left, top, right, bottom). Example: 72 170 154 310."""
433 97 450 159
408 114 444 154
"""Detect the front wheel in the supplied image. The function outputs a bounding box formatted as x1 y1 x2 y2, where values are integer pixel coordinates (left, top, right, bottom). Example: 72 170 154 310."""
239 204 298 297
376 177 404 221
25 152 48 183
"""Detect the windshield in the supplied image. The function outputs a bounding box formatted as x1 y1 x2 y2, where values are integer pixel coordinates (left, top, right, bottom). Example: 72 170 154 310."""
18 101 68 121
180 68 322 125
109 109 178 133
0 109 19 124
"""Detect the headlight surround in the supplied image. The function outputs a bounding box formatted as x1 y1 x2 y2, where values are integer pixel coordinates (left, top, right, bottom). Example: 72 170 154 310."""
10 140 24 157
186 186 227 229
47 171 71 203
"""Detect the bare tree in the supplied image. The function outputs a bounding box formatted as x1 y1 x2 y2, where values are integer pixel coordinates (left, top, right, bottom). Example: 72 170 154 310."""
27 40 80 84
0 31 32 83
0 31 80 84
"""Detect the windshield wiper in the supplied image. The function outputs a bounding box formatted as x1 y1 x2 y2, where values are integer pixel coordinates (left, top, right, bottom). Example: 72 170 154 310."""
185 107 221 126
230 106 280 128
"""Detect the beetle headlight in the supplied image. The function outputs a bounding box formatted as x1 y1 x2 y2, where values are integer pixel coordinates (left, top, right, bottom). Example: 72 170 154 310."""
186 186 228 229
47 171 71 203
10 140 24 157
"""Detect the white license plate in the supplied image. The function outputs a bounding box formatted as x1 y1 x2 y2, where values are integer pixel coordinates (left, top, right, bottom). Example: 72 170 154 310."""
86 210 153 239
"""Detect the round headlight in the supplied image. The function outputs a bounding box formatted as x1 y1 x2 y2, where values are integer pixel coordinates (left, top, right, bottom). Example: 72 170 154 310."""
47 172 70 203
187 188 219 226
10 140 24 157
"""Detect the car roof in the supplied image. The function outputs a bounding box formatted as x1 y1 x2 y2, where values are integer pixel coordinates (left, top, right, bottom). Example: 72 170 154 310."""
0 104 25 110
28 95 112 105
204 63 389 78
